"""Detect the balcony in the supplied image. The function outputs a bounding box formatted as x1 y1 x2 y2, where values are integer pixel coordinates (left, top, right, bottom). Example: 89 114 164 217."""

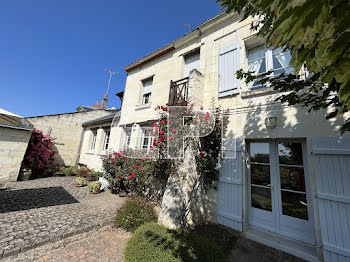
168 77 189 106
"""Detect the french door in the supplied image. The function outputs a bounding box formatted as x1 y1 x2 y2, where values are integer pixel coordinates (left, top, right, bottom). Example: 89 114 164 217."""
247 141 315 244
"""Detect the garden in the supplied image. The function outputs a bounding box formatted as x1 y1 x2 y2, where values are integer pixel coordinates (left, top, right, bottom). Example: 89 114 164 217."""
19 104 232 261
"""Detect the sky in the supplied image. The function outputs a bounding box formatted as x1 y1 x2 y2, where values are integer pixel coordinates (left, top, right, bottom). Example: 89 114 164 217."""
0 0 222 117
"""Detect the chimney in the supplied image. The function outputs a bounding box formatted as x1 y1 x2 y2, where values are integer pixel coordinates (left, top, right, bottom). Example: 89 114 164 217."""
102 94 108 109
93 99 102 109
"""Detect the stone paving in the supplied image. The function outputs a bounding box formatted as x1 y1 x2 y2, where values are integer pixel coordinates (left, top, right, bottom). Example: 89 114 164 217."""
0 177 125 258
1 225 131 262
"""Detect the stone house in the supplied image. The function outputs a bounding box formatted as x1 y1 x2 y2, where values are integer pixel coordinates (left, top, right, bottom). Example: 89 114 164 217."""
26 96 117 167
0 108 33 182
107 12 350 262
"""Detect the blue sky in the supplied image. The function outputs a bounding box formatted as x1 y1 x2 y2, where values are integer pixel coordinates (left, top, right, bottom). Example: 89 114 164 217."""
0 1 222 117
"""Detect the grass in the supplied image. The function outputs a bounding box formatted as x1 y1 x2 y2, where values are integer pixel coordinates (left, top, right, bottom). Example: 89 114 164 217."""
125 222 227 262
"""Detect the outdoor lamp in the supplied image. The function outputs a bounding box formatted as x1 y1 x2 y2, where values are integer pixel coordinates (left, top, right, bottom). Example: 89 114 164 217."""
265 112 277 128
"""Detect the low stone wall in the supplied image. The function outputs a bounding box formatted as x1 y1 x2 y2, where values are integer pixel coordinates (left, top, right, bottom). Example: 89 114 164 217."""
0 127 32 181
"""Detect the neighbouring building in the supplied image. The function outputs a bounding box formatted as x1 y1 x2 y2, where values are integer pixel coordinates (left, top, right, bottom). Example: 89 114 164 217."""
26 95 117 167
0 108 33 182
78 111 121 171
108 11 350 262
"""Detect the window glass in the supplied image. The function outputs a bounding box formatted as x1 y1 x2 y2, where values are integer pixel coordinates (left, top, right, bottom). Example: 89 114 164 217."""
90 130 97 150
141 129 153 150
251 186 272 212
281 191 308 220
124 129 131 149
278 143 303 165
250 143 270 163
142 78 153 104
103 130 110 150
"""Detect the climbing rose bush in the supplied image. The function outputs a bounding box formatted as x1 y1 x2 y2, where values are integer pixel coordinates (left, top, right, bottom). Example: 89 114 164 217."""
21 129 55 176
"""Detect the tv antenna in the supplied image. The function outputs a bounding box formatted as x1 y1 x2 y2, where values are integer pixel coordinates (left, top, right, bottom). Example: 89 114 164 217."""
184 22 191 31
105 68 120 95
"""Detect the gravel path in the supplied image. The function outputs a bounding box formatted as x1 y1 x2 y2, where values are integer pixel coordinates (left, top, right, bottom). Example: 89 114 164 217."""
0 177 125 258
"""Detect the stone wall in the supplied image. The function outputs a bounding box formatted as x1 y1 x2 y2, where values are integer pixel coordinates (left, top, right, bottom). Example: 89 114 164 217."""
0 127 32 181
27 110 112 166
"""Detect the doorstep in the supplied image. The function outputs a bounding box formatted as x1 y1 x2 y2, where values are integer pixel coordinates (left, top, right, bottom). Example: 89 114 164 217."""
245 226 319 262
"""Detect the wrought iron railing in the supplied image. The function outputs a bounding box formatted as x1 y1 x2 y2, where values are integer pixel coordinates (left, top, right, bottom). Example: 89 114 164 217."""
168 77 189 106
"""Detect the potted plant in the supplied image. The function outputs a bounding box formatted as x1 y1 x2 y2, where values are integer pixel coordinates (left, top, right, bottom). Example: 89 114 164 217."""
74 176 87 187
87 181 102 194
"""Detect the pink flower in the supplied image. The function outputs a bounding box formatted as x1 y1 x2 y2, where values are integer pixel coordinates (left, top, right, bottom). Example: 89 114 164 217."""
160 120 165 125
139 166 143 170
200 106 204 110
169 136 174 140
160 131 164 135
206 112 210 117
200 152 205 157
134 165 138 169
169 120 172 124
185 110 189 115
120 175 123 179
141 158 145 162
200 118 204 122
205 116 209 121
172 128 176 133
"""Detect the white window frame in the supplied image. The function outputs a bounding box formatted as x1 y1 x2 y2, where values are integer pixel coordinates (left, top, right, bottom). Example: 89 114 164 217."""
246 44 293 90
90 130 97 150
141 77 153 105
140 128 153 150
103 129 110 151
124 128 132 149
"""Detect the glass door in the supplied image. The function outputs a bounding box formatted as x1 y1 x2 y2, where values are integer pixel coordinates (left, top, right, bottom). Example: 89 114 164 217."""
248 141 315 244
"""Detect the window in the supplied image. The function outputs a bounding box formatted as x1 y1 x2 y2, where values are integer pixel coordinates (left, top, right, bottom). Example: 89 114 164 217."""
103 129 110 151
184 49 200 77
124 128 131 149
142 78 153 104
90 130 97 150
247 45 293 89
140 128 153 150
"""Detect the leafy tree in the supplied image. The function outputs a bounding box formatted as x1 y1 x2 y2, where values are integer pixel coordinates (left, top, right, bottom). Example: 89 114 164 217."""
217 0 350 132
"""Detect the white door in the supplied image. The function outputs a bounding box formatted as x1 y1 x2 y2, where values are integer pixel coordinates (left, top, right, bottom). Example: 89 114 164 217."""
248 141 315 244
184 52 200 77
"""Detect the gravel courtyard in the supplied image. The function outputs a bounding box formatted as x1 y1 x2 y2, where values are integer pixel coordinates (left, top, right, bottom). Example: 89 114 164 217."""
0 177 125 259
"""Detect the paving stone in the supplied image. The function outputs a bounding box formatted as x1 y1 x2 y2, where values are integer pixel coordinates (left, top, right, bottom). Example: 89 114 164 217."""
0 177 125 258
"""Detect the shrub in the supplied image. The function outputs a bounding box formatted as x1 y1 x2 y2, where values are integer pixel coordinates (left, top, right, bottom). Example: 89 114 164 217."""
21 129 55 178
125 222 227 262
115 198 157 232
87 181 101 193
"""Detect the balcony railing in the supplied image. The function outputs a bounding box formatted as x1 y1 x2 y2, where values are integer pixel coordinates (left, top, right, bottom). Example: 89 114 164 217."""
168 77 189 106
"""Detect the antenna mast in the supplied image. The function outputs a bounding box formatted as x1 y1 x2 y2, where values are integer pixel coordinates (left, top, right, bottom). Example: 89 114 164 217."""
105 68 120 95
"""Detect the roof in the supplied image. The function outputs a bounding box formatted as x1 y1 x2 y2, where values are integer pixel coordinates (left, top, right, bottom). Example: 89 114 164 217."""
0 108 33 131
124 11 231 72
82 111 121 127
26 108 118 118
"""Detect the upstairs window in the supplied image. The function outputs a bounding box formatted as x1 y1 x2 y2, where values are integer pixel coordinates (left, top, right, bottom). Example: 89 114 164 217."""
140 128 153 150
184 48 200 77
90 130 97 150
142 78 153 105
103 129 110 151
247 45 293 89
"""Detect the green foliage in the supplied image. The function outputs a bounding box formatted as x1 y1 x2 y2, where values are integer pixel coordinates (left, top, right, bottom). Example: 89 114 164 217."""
125 222 227 262
87 181 101 193
218 0 350 132
114 198 157 232
63 166 78 176
74 176 87 186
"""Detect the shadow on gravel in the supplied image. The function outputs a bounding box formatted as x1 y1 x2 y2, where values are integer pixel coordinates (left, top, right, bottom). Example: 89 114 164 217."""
0 186 79 213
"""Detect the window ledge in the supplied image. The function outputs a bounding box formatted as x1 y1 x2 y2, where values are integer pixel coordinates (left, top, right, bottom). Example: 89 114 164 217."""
135 104 152 110
241 87 279 99
86 151 95 155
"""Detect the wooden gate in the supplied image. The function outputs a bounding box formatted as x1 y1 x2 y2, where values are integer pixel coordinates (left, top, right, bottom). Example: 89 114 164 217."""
312 137 350 262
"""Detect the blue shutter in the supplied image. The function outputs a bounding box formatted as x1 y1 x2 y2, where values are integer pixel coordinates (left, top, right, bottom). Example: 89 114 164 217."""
217 139 243 231
312 136 350 261
218 41 240 97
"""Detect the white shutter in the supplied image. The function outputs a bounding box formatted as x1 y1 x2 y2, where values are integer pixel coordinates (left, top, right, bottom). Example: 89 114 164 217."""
184 52 200 77
219 41 240 97
312 136 350 262
217 138 243 231
143 79 153 95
